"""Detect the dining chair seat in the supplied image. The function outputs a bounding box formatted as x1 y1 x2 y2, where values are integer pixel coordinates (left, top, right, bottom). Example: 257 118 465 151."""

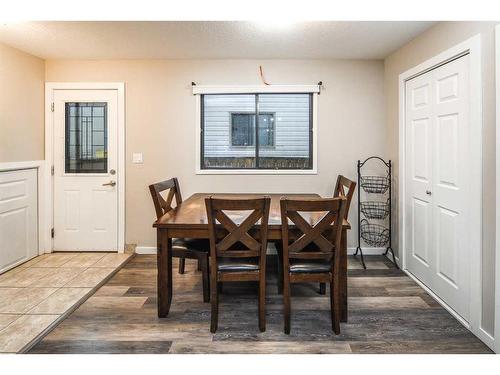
217 258 260 272
289 260 331 274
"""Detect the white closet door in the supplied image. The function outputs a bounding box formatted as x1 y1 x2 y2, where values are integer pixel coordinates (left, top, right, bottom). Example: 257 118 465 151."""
405 54 470 321
431 56 470 319
405 70 434 286
0 168 38 273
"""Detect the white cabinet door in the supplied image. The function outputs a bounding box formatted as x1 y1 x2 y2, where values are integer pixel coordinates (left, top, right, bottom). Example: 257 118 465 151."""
53 90 119 251
0 168 38 273
405 54 470 321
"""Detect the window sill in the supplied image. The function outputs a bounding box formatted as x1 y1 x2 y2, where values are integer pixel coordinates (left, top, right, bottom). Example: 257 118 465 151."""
196 169 318 175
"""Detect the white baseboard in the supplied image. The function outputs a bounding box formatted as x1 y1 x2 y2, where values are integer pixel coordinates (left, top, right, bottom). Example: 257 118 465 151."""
136 246 391 256
135 246 157 254
476 327 495 352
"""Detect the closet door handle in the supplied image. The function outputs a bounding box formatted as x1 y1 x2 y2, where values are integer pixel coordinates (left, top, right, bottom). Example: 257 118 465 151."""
425 190 432 195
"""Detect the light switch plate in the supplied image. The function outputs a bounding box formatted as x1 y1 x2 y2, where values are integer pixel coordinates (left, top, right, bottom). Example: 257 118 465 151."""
132 153 143 164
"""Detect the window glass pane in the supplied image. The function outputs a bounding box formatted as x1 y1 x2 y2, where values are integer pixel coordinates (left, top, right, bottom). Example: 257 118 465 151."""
201 93 312 170
258 113 274 147
258 94 311 169
92 131 105 145
230 113 275 147
65 102 108 173
203 94 256 169
231 113 255 146
93 117 105 131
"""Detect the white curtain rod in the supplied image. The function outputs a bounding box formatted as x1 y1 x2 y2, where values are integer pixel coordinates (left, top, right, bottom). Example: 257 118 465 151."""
191 83 322 95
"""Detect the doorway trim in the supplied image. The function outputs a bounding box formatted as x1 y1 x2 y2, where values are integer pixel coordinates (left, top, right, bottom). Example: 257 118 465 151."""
44 82 126 253
495 24 500 354
398 35 488 348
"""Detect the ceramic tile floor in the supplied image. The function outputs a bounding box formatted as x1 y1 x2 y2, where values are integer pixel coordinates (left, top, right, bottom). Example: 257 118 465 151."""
0 252 132 353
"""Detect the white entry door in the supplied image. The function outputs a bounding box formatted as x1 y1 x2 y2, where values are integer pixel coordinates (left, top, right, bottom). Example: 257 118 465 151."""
405 55 470 321
53 89 119 251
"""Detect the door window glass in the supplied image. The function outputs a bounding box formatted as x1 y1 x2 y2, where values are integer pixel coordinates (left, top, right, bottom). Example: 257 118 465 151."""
65 102 108 173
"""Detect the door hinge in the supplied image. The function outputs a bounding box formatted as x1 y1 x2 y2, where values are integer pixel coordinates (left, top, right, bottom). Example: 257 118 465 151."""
51 165 54 175
51 102 54 112
51 228 55 238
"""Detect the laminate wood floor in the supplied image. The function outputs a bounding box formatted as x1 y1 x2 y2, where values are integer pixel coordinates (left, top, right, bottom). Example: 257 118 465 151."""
28 255 493 354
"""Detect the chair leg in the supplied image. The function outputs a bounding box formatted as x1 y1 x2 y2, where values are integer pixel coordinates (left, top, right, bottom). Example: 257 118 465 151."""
283 274 291 334
276 243 284 295
319 282 326 295
201 254 210 303
210 281 219 333
178 257 185 274
258 273 266 332
330 278 340 335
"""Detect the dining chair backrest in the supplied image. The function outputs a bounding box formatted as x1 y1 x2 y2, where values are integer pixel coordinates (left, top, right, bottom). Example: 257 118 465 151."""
280 197 347 265
148 178 183 220
205 196 271 260
333 175 356 220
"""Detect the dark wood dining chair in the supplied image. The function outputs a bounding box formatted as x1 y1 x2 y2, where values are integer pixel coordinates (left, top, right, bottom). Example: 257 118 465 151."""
280 197 347 334
149 178 210 302
205 196 271 333
334 175 356 216
318 174 357 294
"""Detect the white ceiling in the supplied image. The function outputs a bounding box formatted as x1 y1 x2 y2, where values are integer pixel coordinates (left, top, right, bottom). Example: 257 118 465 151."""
0 21 435 60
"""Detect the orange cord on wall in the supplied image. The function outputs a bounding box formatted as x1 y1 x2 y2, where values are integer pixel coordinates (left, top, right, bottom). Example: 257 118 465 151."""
259 65 271 85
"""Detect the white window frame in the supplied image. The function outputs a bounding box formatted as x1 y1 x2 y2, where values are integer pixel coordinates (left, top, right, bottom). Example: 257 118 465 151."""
194 85 319 175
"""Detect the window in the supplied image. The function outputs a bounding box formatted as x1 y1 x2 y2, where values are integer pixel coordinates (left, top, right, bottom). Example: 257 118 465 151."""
65 102 108 173
201 93 313 170
231 113 275 147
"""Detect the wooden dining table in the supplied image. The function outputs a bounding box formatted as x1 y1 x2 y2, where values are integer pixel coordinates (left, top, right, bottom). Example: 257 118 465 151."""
153 193 351 322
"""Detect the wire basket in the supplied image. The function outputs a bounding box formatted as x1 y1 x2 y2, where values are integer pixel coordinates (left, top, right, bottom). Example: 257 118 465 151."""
360 175 390 194
360 219 390 247
360 199 390 220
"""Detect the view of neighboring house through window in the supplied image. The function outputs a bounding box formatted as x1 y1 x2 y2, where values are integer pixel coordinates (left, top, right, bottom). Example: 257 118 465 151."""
231 113 275 147
201 93 312 170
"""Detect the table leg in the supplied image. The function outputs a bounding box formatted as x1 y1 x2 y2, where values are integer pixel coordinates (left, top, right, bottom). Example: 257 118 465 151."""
157 228 172 318
340 228 348 322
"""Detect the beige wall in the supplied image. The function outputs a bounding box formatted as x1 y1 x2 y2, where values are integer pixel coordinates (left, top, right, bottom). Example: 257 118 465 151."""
45 59 386 249
384 21 498 336
0 42 45 162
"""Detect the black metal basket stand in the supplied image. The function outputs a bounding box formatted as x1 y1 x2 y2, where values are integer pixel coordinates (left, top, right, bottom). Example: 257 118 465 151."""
355 156 398 269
